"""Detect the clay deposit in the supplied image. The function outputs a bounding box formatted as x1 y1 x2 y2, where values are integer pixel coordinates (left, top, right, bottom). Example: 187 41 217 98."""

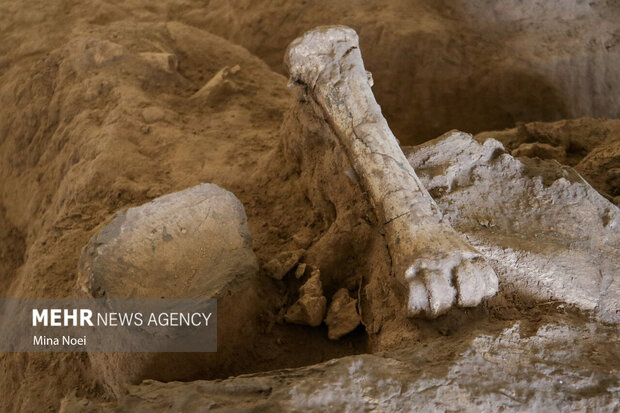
0 1 618 412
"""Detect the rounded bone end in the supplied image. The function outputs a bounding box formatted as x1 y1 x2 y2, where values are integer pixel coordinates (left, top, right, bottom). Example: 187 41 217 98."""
405 257 499 319
284 25 360 86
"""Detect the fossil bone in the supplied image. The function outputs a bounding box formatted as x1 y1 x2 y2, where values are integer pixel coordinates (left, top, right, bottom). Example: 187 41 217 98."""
284 26 498 318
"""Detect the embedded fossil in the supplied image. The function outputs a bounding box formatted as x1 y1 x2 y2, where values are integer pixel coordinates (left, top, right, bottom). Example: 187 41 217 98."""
284 26 498 318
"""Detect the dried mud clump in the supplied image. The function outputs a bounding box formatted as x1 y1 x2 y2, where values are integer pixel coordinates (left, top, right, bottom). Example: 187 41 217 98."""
325 289 361 340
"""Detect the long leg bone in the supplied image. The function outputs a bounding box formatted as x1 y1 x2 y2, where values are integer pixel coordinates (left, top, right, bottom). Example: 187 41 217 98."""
285 26 498 318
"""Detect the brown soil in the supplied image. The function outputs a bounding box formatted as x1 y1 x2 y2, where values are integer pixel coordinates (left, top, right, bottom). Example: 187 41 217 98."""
0 1 618 412
0 18 371 411
193 0 620 144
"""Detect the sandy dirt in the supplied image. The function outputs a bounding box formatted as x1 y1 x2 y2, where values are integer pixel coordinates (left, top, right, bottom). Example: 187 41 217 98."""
0 1 618 412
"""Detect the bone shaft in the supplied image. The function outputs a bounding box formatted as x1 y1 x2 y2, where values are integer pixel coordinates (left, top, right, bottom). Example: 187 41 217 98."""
309 46 441 225
285 27 498 315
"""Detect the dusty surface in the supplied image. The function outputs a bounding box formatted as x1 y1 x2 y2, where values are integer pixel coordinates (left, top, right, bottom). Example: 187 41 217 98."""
60 317 620 412
2 1 618 147
476 118 620 206
0 1 619 412
325 288 361 340
59 128 620 412
195 0 620 144
0 20 367 412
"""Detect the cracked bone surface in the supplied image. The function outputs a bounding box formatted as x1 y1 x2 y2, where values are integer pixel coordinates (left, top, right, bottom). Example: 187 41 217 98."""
284 26 498 318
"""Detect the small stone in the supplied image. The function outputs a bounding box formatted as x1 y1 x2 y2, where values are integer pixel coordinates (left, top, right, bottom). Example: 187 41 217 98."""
284 269 326 327
300 268 322 296
325 288 361 340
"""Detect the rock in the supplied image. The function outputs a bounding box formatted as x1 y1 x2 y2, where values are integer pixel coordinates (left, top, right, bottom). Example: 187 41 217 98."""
405 131 620 323
300 269 322 296
264 249 304 280
77 183 261 395
139 52 178 73
511 142 566 162
325 288 360 340
284 268 326 327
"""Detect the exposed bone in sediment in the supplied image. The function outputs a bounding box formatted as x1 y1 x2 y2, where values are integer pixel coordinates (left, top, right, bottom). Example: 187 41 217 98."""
284 26 498 318
192 65 242 104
